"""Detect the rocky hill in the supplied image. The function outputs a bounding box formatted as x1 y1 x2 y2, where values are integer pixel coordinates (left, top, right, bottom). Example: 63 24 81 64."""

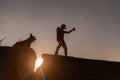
0 46 36 80
36 54 120 80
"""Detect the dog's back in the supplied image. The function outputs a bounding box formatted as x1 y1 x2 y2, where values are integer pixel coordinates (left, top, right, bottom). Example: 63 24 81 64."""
13 34 36 48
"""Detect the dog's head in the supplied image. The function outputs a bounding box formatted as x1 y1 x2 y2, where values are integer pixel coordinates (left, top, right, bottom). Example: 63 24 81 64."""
30 33 36 43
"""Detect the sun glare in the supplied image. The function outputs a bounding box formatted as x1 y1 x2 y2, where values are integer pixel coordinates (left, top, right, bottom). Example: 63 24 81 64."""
34 58 43 72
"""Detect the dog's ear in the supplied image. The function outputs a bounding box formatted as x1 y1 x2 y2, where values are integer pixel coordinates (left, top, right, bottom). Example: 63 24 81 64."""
30 33 33 37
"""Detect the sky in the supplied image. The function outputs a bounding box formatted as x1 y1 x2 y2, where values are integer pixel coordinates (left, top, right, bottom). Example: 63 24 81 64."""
0 0 120 61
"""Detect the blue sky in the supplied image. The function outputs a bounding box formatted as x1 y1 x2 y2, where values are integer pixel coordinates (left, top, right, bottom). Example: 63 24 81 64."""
0 0 120 61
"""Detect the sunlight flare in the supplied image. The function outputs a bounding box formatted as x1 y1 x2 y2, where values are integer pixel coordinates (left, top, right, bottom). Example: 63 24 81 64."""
34 58 43 71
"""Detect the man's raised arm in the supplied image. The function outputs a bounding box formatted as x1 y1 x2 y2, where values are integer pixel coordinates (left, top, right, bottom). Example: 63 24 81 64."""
64 27 75 33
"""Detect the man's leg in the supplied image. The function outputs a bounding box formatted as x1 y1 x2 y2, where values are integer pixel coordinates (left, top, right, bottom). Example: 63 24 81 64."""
61 41 68 56
55 41 62 55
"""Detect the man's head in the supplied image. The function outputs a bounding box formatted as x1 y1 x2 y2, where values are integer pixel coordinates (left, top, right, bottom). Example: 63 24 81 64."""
61 24 66 29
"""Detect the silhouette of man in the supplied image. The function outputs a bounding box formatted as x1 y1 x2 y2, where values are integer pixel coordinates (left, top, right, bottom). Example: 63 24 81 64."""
55 24 75 56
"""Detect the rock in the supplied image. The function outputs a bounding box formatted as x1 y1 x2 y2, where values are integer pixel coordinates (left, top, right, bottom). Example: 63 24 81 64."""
36 54 120 80
0 46 37 80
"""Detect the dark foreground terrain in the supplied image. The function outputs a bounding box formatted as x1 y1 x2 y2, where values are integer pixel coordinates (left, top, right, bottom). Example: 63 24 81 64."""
0 46 36 80
1 46 120 80
36 54 120 80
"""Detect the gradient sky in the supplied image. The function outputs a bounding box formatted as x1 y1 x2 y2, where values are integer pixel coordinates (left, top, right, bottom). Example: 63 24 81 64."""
0 0 120 61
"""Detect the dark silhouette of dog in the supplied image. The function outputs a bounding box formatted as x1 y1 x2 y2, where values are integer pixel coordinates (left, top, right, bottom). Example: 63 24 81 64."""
13 34 36 48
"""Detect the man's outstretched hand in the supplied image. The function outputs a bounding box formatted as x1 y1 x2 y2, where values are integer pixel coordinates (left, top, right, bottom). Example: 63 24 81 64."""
72 27 75 31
